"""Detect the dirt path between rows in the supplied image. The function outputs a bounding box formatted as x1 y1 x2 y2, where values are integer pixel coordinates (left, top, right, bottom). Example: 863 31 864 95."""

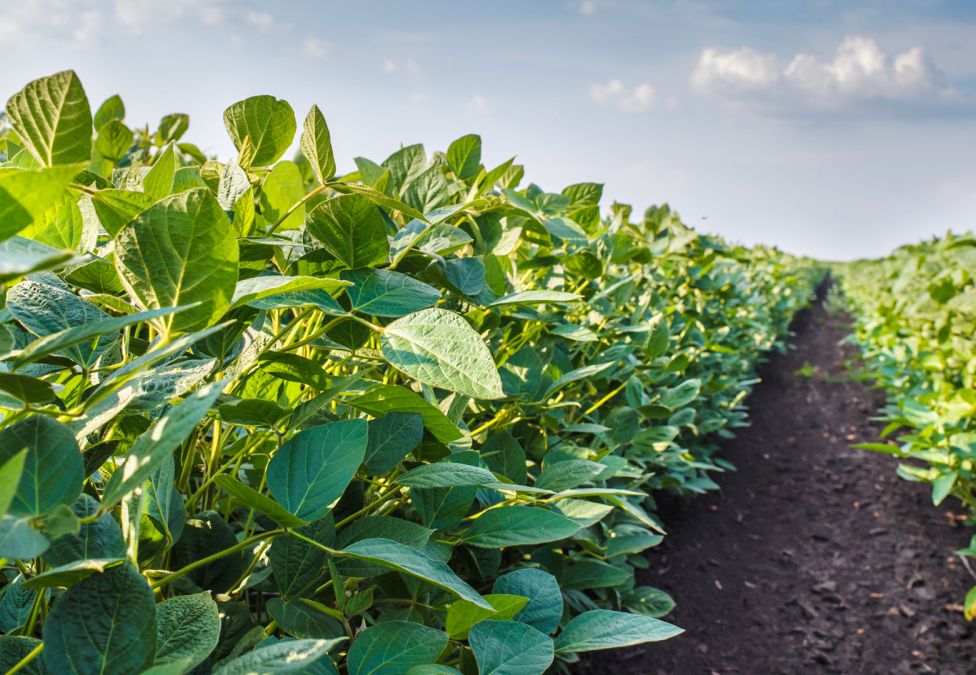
579 288 976 674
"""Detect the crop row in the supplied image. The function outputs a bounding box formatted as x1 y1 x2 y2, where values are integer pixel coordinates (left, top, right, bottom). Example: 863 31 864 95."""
0 70 819 674
837 235 976 616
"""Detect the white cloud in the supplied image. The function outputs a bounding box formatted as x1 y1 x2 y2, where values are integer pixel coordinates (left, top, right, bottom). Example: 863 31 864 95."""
578 0 598 16
590 79 656 112
383 57 423 79
693 36 953 110
303 37 332 60
468 94 490 113
245 10 273 30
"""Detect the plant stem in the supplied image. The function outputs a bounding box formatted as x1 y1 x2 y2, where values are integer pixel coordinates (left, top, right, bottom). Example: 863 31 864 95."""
6 642 43 675
150 529 285 590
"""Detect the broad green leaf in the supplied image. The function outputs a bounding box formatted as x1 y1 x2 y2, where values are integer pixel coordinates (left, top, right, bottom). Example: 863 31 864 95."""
43 494 125 566
469 620 554 675
337 538 491 609
267 419 368 521
266 599 344 640
89 188 156 236
158 113 189 143
363 413 425 475
7 278 115 367
155 592 221 668
0 417 83 517
446 594 529 639
397 463 497 488
115 188 239 334
214 474 307 528
22 558 124 589
348 384 465 444
343 268 440 318
553 610 683 652
12 305 183 368
0 451 27 518
624 586 675 618
328 181 426 222
143 143 176 199
269 515 335 598
5 70 92 166
0 235 76 282
446 134 481 180
307 194 389 269
0 372 56 405
0 165 81 242
932 470 957 506
347 621 448 675
335 515 433 578
230 274 348 309
380 307 504 399
488 290 582 307
492 569 563 634
93 95 125 130
213 640 335 675
0 575 36 633
461 506 580 548
301 105 336 184
42 564 156 674
0 636 43 675
223 95 296 168
0 516 49 559
261 160 305 231
102 382 223 508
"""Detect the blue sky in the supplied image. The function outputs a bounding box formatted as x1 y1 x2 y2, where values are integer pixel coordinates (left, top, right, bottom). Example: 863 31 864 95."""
2 0 975 259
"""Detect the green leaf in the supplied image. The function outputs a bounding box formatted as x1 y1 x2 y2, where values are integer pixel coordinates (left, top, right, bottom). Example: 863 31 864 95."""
261 160 306 231
343 269 441 318
43 494 125 565
0 450 27 518
334 515 433 578
94 119 134 160
213 639 334 675
5 70 92 166
347 384 464 444
0 417 83 518
0 636 44 675
12 305 184 368
102 382 223 508
469 620 554 675
214 474 307 528
488 290 582 307
328 182 426 222
266 599 343 640
115 188 239 334
364 412 424 475
461 506 580 548
267 420 368 521
380 307 504 399
0 372 56 405
554 610 682 652
0 166 81 247
0 236 76 282
42 564 156 674
269 516 335 599
22 558 124 589
155 592 221 668
223 95 296 168
143 143 176 199
347 621 448 675
93 94 124 130
231 274 349 309
0 516 49 559
446 594 529 640
492 568 564 634
397 463 497 489
301 105 336 184
337 538 491 609
89 188 156 236
624 586 675 618
933 471 957 506
306 195 390 269
446 134 481 180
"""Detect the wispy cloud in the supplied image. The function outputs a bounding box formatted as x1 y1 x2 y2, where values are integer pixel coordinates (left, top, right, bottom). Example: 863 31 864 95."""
382 57 423 79
303 37 332 60
590 79 656 112
693 36 962 113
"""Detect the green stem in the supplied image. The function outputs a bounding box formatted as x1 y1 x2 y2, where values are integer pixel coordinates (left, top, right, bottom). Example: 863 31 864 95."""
6 642 43 675
150 529 285 590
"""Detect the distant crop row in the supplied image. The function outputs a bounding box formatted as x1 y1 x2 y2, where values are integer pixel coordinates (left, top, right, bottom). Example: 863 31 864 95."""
0 70 818 674
838 236 976 617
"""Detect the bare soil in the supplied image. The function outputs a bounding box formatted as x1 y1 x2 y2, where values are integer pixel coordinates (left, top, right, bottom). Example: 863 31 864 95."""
579 289 976 674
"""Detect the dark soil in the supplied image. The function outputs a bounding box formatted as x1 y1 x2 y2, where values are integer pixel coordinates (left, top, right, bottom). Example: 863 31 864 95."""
579 289 976 674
